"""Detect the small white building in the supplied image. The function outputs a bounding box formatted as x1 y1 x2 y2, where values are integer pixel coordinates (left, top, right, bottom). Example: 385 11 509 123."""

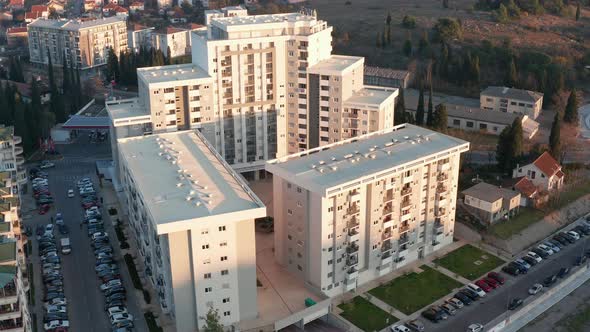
513 152 564 192
462 182 520 225
480 86 543 119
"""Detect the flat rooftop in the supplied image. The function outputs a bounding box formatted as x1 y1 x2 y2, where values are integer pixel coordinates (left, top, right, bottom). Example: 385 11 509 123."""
118 131 265 233
213 12 318 28
462 182 519 203
344 86 398 107
106 98 150 123
308 55 363 75
137 63 211 87
28 16 125 31
266 124 469 194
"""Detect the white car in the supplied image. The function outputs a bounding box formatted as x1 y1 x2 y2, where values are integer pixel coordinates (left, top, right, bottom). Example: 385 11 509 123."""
44 320 69 330
110 313 134 324
45 224 54 235
528 283 543 295
567 231 580 241
446 297 464 309
467 283 486 297
107 306 128 317
101 279 122 291
391 325 411 332
467 323 484 332
46 305 67 314
44 298 67 308
526 251 542 263
537 244 554 255
67 189 74 198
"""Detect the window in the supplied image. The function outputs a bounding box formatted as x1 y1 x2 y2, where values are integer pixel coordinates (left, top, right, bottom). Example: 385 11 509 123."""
297 187 302 193
479 123 487 130
223 298 230 303
453 119 460 126
204 273 211 279
221 256 228 261
201 229 209 235
287 209 293 215
202 244 209 249
203 259 210 265
218 226 226 231
327 272 333 278
220 241 227 247
328 259 333 265
205 287 212 293
221 269 229 275
466 121 474 128
223 311 231 317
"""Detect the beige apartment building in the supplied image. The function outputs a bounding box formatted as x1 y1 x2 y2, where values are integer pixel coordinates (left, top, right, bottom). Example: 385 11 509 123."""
266 124 469 297
28 16 128 70
0 127 27 189
118 130 265 331
480 86 543 119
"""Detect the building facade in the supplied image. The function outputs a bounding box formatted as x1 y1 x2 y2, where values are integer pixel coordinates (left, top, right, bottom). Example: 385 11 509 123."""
28 16 128 70
266 124 469 297
0 127 27 189
462 182 520 224
118 130 265 331
513 152 564 192
480 86 543 119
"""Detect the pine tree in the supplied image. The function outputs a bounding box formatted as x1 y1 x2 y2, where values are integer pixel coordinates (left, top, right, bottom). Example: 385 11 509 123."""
549 112 561 159
576 3 581 21
509 117 524 164
433 103 448 133
403 39 412 56
506 57 518 87
0 83 10 125
387 25 391 45
563 89 579 124
418 30 429 56
496 125 512 172
426 85 434 126
386 12 391 26
381 28 387 48
471 54 480 85
201 307 223 332
443 0 449 9
416 84 425 125
166 46 172 65
107 48 120 83
395 88 407 125
439 42 449 78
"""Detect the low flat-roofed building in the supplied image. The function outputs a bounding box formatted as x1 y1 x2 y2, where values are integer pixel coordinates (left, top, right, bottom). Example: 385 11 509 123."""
364 66 411 89
118 130 265 331
481 86 543 119
266 124 469 297
462 182 520 224
445 105 539 139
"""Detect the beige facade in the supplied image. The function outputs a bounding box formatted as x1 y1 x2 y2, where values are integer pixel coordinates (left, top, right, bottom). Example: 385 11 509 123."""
462 182 520 225
480 86 543 119
266 124 469 297
28 16 128 70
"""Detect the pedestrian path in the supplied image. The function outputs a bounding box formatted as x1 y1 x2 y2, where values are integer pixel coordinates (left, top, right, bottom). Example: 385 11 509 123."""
426 261 472 284
362 293 409 320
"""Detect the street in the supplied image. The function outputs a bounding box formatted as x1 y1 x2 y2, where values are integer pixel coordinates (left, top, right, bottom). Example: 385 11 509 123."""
425 232 590 331
23 136 146 331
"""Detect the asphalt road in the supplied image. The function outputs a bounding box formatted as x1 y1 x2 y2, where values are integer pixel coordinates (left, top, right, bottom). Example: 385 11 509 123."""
423 234 590 332
24 136 145 331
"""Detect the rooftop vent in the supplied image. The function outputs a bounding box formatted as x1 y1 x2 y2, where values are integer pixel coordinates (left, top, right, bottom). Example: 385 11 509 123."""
176 183 183 187
344 154 353 159
385 142 394 147
330 166 338 171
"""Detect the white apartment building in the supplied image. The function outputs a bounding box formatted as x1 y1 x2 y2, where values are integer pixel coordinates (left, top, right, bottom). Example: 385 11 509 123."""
0 127 27 189
266 124 469 297
118 130 265 331
28 16 128 70
204 5 248 25
480 86 543 119
127 24 154 53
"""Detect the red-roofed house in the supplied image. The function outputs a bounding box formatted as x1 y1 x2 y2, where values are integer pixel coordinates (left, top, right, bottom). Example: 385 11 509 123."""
513 152 564 192
47 0 65 14
31 5 48 12
6 27 28 47
129 1 144 13
24 6 48 22
8 0 24 11
114 6 128 16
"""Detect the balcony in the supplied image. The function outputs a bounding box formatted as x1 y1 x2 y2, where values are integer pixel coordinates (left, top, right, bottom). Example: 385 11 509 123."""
437 174 448 182
383 192 393 203
399 235 409 245
346 255 358 267
401 211 412 222
0 321 23 332
382 240 392 253
12 147 22 156
401 199 411 208
436 185 448 194
349 191 361 202
434 222 444 235
346 243 359 255
383 205 392 215
381 252 393 266
347 205 360 215
348 229 360 242
385 181 396 191
348 217 360 229
12 137 21 145
0 284 17 306
403 176 413 184
435 208 447 217
382 229 392 241
399 223 410 233
346 267 358 281
14 158 23 166
436 197 447 207
438 162 450 172
0 306 20 321
401 188 411 196
383 216 393 229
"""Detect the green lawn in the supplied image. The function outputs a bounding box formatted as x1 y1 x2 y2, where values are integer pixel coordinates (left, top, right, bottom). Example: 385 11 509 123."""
338 296 398 332
489 207 545 239
434 244 505 280
368 265 462 315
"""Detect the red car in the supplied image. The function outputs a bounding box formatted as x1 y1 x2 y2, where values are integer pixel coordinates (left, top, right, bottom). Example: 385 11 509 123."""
475 279 493 292
82 202 98 209
484 277 499 288
488 271 506 284
38 204 51 215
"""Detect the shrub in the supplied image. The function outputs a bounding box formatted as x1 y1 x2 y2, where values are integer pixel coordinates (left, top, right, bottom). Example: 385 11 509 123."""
144 312 163 332
433 17 463 41
120 241 130 249
402 15 417 29
124 254 143 290
108 207 117 216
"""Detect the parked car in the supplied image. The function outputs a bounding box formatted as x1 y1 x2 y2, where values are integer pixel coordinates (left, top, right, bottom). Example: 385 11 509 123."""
526 251 543 263
484 277 499 288
467 283 486 297
502 265 520 276
508 298 523 310
39 161 55 169
459 289 480 301
440 303 456 316
567 231 581 241
560 232 576 243
101 280 122 291
467 323 484 332
515 258 531 270
421 308 442 323
406 320 425 332
544 241 561 252
522 255 538 267
574 255 587 266
528 283 543 295
532 248 549 259
509 261 528 273
454 292 473 306
487 272 506 284
537 244 554 255
475 280 493 292
445 297 464 309
543 274 558 287
67 189 74 198
44 320 69 330
431 306 448 320
391 325 411 332
107 306 128 317
557 267 570 278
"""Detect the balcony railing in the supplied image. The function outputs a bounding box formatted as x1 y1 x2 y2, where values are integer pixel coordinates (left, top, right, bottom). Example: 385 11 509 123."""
437 174 448 182
382 230 392 240
399 224 410 233
434 222 444 235
383 193 393 202
401 199 411 208
12 136 21 145
401 188 411 196
346 243 359 254
348 217 360 229
399 235 409 245
347 205 360 215
346 256 358 267
436 185 447 194
382 240 392 252
12 147 22 156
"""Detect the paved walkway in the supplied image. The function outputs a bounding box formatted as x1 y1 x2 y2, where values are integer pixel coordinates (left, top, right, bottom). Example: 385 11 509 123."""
361 293 408 321
424 262 472 285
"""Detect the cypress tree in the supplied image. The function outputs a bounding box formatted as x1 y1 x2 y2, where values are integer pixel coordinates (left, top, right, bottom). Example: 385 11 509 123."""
47 50 66 123
29 77 42 145
509 117 523 164
496 125 512 172
549 112 561 160
403 39 412 56
576 3 581 21
14 100 32 153
395 88 406 125
433 103 448 133
563 89 579 124
426 85 434 126
416 84 425 125
506 57 518 87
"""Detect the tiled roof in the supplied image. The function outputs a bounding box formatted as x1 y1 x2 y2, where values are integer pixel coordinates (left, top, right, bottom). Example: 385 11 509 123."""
513 177 537 198
31 5 48 11
6 27 28 34
481 86 543 103
555 170 564 179
364 66 410 80
25 11 44 20
532 152 561 178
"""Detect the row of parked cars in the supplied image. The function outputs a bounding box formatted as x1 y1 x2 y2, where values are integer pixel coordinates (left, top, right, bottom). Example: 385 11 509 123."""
78 178 134 332
38 224 69 331
31 168 53 215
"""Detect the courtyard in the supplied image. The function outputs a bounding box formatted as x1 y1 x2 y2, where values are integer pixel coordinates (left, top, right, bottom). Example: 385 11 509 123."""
434 244 505 280
337 296 398 332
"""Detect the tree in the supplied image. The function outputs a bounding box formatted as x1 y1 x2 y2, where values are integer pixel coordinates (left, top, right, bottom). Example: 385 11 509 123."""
166 46 172 65
576 3 581 21
386 25 391 45
106 47 120 83
505 57 518 87
201 307 223 332
433 18 462 42
438 42 449 78
14 100 33 153
47 50 66 123
510 117 524 160
8 57 24 83
495 4 509 23
443 0 449 8
29 77 42 145
496 118 523 173
471 54 480 85
563 89 579 124
416 84 425 125
496 126 512 172
549 112 561 159
418 30 429 56
432 103 448 132
376 32 382 48
386 12 391 26
395 88 407 125
426 85 434 126
402 15 417 29
403 39 412 56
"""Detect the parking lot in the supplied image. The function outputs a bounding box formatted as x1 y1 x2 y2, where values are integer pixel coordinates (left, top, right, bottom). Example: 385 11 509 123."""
420 222 590 332
23 137 146 331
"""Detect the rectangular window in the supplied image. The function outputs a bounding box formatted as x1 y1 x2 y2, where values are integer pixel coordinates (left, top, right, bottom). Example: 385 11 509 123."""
205 287 212 293
204 273 211 279
221 269 229 275
221 256 228 261
223 298 230 303
224 311 231 317
220 242 227 247
218 226 226 231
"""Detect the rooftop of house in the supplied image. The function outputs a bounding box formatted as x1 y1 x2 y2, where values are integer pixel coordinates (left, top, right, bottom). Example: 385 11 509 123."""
529 151 563 178
481 86 543 103
117 130 265 233
6 27 28 34
445 105 520 126
31 5 48 11
364 66 410 80
510 177 538 198
462 182 520 203
266 124 469 195
344 86 398 108
0 265 16 288
105 98 150 123
307 55 364 75
28 16 126 31
0 223 10 234
137 63 211 87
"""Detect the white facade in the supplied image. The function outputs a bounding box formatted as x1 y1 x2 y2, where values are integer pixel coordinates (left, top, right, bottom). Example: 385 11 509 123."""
480 86 543 119
0 127 27 188
150 28 192 58
266 124 469 297
127 25 154 52
512 152 564 192
118 130 265 331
